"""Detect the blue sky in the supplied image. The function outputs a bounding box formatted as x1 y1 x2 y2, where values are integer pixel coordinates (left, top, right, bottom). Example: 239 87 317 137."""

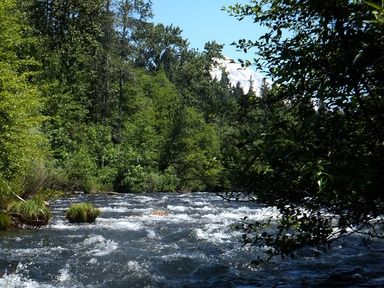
151 0 264 63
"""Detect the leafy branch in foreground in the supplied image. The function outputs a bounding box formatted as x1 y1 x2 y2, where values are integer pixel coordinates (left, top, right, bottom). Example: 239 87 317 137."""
225 0 384 263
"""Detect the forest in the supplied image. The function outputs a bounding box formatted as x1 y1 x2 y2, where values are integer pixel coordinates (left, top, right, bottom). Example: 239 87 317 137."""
0 0 253 197
1 0 384 260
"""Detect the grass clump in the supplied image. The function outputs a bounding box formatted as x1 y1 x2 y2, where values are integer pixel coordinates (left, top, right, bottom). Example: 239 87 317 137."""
66 203 101 223
0 213 11 230
7 199 52 228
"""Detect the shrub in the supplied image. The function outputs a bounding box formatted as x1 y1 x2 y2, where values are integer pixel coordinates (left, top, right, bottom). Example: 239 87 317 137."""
0 213 11 230
144 172 162 192
118 164 146 192
65 146 98 193
161 166 180 192
7 199 52 228
66 203 101 223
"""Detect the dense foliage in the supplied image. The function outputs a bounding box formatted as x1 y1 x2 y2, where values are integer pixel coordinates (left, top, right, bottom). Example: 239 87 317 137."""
224 0 384 262
0 0 257 212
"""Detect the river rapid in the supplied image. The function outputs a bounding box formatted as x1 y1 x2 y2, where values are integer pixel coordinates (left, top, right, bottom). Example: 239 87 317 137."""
1 192 384 287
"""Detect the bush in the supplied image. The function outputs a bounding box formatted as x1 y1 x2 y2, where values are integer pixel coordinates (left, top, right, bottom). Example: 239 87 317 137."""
65 146 98 193
66 203 101 223
0 213 11 230
144 172 162 192
161 166 179 192
7 199 52 228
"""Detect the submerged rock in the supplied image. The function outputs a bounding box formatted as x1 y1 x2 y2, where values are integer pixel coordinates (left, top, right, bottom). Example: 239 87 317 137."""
149 210 169 216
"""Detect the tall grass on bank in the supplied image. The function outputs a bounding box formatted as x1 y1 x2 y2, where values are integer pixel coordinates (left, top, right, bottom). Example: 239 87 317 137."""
7 199 51 228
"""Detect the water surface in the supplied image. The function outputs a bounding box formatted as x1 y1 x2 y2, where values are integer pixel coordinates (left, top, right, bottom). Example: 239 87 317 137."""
1 192 383 287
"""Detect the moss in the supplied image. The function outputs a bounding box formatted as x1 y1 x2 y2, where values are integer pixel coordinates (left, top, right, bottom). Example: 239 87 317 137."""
66 203 101 223
0 213 11 230
7 199 51 228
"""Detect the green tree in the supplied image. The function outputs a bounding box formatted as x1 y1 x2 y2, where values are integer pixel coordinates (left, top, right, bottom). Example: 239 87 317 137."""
115 69 222 192
133 22 188 78
116 0 153 136
0 0 49 191
167 43 225 123
225 0 384 262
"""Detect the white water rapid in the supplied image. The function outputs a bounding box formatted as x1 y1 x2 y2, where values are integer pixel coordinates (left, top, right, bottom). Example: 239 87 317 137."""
1 192 384 287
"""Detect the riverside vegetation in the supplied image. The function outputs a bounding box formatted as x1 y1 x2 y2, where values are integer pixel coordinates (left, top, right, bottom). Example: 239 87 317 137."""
66 203 102 223
0 0 383 263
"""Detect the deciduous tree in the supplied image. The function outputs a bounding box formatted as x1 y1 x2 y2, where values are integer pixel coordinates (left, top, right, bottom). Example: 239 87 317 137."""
225 0 384 262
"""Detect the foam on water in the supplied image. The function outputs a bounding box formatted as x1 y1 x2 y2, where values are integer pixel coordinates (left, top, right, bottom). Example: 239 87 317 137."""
96 217 143 231
194 226 234 244
48 220 98 231
0 263 55 288
161 251 209 262
146 228 157 239
81 234 119 257
140 213 194 224
0 273 47 288
57 266 72 284
99 206 129 213
167 205 188 212
126 260 142 271
193 206 213 212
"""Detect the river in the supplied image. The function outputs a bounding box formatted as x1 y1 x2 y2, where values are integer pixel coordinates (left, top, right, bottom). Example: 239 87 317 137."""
1 192 384 287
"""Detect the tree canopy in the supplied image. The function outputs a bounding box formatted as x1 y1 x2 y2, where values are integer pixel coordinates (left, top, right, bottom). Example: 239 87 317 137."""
0 0 256 207
224 0 384 262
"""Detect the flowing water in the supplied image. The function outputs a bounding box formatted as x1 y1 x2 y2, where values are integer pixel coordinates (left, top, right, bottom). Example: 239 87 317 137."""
1 192 384 287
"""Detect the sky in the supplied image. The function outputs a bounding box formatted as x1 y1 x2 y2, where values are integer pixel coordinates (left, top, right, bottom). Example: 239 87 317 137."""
151 0 265 64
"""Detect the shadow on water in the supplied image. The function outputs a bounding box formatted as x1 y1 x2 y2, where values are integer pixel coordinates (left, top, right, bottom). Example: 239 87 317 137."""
1 192 384 287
